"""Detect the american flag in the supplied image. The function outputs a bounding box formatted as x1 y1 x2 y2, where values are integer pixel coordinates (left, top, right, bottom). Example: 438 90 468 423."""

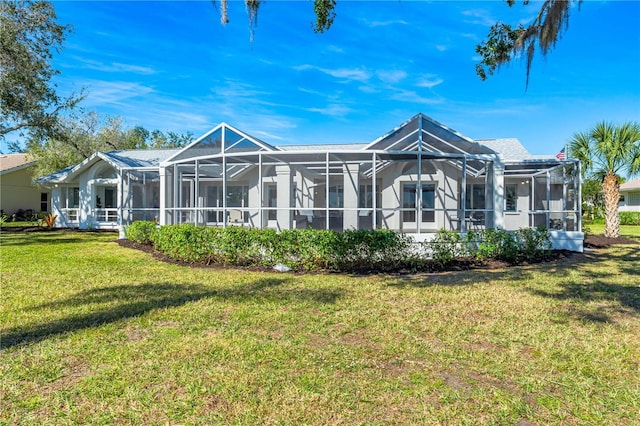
555 147 566 160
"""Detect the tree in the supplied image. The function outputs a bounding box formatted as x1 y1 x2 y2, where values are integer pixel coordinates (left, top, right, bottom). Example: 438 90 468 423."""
26 112 193 177
475 0 580 86
580 178 605 220
212 0 579 85
1 0 82 144
569 121 640 238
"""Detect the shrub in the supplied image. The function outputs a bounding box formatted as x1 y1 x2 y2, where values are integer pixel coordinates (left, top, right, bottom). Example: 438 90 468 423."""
139 225 555 271
125 220 157 245
515 227 552 261
146 225 419 272
619 211 640 226
334 229 415 272
42 212 58 228
429 229 465 267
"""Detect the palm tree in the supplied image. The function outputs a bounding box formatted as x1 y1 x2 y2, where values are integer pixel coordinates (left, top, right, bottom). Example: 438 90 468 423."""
569 121 640 238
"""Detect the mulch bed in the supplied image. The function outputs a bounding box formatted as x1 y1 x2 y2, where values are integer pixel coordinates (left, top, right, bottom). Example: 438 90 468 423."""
583 234 638 248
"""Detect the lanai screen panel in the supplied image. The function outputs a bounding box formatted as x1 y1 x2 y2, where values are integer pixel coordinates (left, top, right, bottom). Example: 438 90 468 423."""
367 117 419 151
171 128 222 162
224 127 271 154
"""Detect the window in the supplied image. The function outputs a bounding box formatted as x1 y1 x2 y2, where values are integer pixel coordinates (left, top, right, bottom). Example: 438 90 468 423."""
267 184 277 220
505 184 517 212
465 184 485 211
329 185 344 208
629 192 640 206
358 182 382 209
227 185 249 207
402 183 436 223
359 184 373 209
40 193 48 212
104 187 116 208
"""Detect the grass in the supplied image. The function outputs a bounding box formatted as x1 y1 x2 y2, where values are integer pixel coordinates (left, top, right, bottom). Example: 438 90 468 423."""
1 230 639 424
584 222 640 239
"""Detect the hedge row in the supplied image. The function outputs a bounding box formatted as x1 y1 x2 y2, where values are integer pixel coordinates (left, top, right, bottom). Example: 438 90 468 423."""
620 211 640 225
125 221 552 272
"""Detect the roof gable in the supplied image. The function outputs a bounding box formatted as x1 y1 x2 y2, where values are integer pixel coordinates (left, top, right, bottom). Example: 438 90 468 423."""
37 149 178 184
365 113 494 157
164 122 278 164
0 154 36 175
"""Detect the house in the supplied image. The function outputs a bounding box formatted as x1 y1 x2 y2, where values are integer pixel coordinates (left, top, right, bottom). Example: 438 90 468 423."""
619 179 640 212
37 113 584 251
0 153 49 218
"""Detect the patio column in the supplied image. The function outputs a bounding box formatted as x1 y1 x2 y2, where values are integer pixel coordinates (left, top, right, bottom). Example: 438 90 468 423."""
460 158 467 232
491 157 505 229
343 163 359 230
159 166 167 225
275 165 292 230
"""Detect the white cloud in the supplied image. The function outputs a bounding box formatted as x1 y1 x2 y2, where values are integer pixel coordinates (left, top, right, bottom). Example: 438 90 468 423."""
81 80 155 107
305 104 352 117
366 19 409 28
72 57 157 75
389 89 444 105
376 70 407 84
435 45 448 52
294 64 371 82
416 75 444 89
462 9 496 27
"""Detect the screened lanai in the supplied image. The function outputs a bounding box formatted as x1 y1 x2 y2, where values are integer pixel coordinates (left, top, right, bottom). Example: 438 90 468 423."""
123 114 580 236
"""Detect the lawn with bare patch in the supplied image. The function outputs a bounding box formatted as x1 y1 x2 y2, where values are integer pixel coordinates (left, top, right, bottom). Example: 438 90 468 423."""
1 230 639 424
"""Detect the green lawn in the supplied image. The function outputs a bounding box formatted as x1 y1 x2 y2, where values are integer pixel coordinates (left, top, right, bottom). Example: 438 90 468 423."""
1 230 639 424
584 223 640 239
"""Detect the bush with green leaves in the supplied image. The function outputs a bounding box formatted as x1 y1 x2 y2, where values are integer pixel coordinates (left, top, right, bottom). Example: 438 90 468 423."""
471 227 551 264
515 227 552 260
125 220 158 245
127 222 554 272
619 211 640 226
140 225 420 272
428 229 468 267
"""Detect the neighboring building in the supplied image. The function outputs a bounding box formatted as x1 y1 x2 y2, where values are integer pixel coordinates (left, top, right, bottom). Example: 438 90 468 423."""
619 179 640 212
0 153 48 217
37 114 583 251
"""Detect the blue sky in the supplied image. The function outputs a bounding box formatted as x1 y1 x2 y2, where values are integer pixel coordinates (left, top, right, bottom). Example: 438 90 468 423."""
6 1 639 155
